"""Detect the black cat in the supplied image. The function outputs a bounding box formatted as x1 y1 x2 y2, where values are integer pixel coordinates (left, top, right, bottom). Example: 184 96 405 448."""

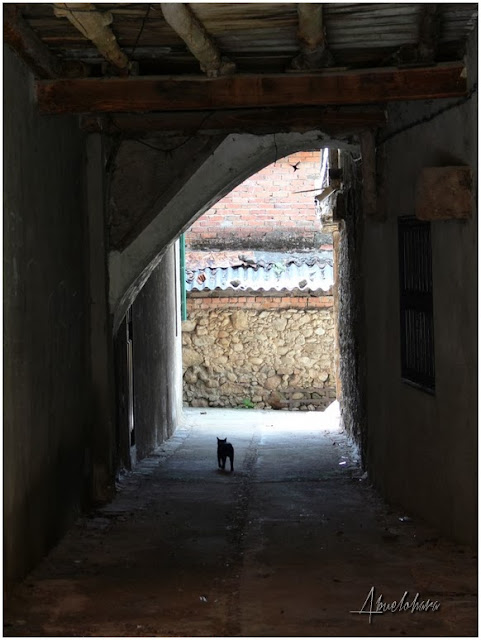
217 437 234 472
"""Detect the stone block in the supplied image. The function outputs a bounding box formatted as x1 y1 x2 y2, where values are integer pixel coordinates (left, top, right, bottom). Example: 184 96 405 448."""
265 375 282 390
191 399 208 408
415 166 472 220
231 310 249 330
183 348 203 368
183 370 198 384
182 319 197 332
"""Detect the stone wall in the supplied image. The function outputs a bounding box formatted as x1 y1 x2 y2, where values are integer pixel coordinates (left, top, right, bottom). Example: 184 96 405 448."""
182 298 336 410
336 153 367 462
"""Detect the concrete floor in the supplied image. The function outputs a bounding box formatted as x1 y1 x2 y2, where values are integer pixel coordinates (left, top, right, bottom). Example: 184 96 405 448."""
4 404 477 636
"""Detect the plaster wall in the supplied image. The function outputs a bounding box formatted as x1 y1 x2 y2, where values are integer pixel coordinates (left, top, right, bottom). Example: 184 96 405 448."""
4 46 89 583
363 27 477 544
131 244 183 461
109 134 225 250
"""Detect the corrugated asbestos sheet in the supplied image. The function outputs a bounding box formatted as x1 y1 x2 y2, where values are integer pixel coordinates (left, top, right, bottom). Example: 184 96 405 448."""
187 261 334 294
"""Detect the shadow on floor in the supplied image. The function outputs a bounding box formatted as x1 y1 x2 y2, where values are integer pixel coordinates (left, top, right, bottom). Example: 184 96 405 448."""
4 404 477 637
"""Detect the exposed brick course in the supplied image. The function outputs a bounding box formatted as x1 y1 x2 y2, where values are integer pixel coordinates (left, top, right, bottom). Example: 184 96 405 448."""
187 296 333 312
185 151 327 251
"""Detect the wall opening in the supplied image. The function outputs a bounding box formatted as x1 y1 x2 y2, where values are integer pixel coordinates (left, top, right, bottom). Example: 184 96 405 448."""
111 136 366 472
180 150 340 415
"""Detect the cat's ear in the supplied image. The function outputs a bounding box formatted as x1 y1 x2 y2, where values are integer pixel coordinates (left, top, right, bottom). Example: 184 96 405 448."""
217 437 220 442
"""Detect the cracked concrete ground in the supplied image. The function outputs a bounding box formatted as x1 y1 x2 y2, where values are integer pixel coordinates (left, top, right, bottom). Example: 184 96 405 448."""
4 404 477 636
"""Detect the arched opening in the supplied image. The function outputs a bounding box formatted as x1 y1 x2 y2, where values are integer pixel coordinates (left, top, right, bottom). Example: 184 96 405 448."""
108 131 356 329
109 132 363 474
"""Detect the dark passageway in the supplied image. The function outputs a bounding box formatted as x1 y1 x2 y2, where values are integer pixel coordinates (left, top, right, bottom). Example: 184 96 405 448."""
5 407 476 637
4 5 477 636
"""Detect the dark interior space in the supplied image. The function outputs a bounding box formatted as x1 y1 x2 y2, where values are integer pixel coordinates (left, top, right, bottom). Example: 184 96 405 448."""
4 3 478 636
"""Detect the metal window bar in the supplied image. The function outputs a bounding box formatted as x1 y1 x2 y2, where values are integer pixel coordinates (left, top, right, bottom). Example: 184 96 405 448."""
398 218 435 392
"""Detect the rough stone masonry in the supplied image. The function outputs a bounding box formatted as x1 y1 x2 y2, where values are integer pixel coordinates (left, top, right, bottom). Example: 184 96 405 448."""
182 305 336 410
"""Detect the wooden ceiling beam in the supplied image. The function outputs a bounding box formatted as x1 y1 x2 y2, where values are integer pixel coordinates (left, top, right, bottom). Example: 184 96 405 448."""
4 4 86 79
418 4 440 64
290 4 333 70
160 3 235 78
36 63 466 115
80 106 387 135
53 3 130 74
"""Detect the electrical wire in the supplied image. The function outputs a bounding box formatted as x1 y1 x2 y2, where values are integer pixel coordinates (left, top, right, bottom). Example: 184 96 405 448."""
272 133 278 165
129 4 151 62
377 82 477 146
52 3 151 72
106 111 217 154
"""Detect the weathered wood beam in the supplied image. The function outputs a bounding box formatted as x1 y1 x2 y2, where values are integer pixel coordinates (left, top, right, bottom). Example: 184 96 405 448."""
36 63 467 115
54 3 130 74
3 4 86 79
290 3 333 70
80 107 387 135
390 5 440 67
418 4 440 64
161 3 235 78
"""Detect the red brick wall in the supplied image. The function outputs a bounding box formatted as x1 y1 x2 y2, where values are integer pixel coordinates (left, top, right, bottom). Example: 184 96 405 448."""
187 295 333 312
185 151 325 250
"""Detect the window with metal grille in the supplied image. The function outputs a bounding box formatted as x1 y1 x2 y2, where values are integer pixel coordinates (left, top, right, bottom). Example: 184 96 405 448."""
398 218 435 392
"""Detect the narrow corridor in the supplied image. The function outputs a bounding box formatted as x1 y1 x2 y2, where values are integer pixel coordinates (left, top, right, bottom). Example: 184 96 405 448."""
5 406 477 637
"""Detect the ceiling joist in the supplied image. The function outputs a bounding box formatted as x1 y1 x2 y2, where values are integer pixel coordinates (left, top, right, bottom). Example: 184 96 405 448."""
53 3 131 74
160 3 235 78
418 4 440 64
36 63 466 115
290 4 333 71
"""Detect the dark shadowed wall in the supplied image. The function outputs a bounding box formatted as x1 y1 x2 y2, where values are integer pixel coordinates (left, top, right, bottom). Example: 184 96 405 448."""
131 244 183 461
4 45 90 583
363 26 477 545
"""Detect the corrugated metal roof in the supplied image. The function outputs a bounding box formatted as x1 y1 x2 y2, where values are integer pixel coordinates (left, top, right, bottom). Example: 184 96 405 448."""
186 261 333 294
